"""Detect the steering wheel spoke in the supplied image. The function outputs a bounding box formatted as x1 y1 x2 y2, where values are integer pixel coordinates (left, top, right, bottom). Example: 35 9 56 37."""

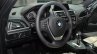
65 22 70 31
40 18 49 32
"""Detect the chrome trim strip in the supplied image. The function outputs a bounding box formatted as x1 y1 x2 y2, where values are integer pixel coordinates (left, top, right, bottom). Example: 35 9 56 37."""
7 27 30 35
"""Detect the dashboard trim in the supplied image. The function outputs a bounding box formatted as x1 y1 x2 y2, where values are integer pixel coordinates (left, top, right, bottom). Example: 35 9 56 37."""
7 27 30 35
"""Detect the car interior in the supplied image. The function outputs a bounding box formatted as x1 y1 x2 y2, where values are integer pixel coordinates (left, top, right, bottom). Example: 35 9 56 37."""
0 0 97 54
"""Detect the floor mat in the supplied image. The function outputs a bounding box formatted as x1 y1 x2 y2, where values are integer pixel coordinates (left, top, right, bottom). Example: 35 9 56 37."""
12 44 34 54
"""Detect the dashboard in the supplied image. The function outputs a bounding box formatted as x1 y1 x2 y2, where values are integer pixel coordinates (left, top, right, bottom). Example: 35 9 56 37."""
6 3 86 47
23 4 77 28
24 10 76 27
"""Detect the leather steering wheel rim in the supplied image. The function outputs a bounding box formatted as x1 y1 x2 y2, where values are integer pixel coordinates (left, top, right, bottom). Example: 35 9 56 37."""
36 1 72 48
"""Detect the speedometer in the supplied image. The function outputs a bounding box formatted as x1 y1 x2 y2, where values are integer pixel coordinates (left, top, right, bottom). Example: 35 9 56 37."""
26 11 36 22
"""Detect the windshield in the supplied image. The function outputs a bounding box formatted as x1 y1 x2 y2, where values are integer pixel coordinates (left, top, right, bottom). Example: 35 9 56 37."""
14 0 84 7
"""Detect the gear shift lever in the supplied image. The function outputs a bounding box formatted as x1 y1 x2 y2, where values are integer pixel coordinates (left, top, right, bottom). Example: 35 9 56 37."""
76 32 82 45
67 31 86 49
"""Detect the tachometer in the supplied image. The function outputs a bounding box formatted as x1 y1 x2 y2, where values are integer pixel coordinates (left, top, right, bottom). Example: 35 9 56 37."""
26 11 36 22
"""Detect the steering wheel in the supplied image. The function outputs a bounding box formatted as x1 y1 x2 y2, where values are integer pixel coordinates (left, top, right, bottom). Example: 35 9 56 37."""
36 1 72 48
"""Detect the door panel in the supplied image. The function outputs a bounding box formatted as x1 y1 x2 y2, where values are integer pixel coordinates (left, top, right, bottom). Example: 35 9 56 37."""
87 23 97 32
87 8 97 32
0 0 16 54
